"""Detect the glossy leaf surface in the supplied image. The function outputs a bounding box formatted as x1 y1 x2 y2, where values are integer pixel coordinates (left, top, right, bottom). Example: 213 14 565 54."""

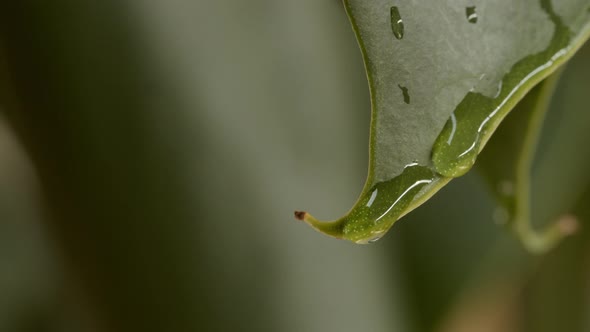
297 0 590 244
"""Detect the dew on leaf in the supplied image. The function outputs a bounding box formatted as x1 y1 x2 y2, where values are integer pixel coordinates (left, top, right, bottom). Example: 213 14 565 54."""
466 6 478 23
494 80 503 98
367 236 383 244
398 84 410 104
390 6 404 39
297 164 436 244
432 0 572 178
366 189 378 207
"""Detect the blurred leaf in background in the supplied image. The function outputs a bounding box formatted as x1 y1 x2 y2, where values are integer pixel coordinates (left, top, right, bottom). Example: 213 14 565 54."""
0 1 404 331
0 117 59 332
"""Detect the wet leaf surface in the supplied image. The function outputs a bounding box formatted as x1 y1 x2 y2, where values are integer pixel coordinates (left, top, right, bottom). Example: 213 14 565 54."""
298 0 590 245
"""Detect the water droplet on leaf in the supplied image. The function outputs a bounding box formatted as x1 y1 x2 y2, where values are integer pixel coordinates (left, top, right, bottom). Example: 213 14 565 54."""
390 6 404 40
466 6 478 23
432 1 572 179
296 164 436 244
367 237 382 244
398 84 410 104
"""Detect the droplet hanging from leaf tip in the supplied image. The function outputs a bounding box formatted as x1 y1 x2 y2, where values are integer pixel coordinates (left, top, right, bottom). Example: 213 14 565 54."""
367 236 383 244
466 6 478 23
390 6 404 39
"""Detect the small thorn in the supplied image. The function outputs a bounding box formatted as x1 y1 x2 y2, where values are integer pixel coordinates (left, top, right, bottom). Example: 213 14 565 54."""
294 211 307 221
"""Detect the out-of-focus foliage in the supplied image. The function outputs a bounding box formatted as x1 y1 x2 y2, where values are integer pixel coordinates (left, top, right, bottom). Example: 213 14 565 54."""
0 1 589 332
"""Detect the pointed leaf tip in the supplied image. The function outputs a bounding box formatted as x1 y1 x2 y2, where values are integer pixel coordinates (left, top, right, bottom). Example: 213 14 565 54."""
294 211 307 221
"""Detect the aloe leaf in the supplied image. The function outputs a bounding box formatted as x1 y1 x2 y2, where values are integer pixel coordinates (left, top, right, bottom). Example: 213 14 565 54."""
296 0 590 244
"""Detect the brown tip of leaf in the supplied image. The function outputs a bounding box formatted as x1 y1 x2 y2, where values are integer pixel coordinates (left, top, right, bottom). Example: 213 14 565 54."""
294 211 307 221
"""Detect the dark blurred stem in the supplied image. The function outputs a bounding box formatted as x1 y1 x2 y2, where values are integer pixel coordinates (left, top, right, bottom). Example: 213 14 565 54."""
509 70 577 254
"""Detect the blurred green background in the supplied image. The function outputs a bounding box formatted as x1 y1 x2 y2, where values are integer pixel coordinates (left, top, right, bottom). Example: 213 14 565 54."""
0 1 589 331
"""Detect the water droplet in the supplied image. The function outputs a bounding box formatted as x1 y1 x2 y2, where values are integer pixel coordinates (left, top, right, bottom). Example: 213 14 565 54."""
366 188 378 207
398 84 410 104
341 164 435 243
367 236 382 244
431 92 492 177
466 6 478 23
354 234 384 244
493 80 503 98
390 6 404 40
432 1 571 178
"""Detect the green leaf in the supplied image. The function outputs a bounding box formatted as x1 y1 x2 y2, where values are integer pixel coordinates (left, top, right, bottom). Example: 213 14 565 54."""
296 0 590 244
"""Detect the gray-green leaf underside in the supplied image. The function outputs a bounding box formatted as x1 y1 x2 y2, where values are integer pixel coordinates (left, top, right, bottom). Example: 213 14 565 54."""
297 0 590 245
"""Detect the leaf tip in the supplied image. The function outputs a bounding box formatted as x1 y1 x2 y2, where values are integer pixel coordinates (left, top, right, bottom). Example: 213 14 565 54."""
294 211 307 221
